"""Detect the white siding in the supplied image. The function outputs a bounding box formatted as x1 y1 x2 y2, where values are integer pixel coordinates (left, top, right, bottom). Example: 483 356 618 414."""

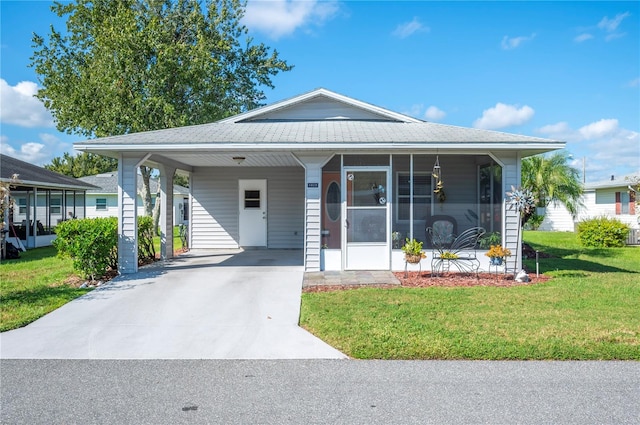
248 97 394 122
191 167 304 249
494 152 521 272
118 155 140 274
539 203 575 232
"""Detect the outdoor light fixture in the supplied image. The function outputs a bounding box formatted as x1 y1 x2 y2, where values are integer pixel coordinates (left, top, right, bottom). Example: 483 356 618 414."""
232 156 245 165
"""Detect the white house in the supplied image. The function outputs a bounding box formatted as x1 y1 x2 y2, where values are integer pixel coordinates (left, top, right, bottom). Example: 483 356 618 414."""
74 88 564 274
77 172 189 226
1 154 95 249
539 173 639 238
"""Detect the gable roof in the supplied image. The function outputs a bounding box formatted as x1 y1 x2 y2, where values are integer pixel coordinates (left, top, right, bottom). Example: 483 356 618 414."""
0 154 97 191
78 172 189 195
218 88 423 123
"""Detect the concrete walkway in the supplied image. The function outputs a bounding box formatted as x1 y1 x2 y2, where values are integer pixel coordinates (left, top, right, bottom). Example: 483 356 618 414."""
0 249 347 360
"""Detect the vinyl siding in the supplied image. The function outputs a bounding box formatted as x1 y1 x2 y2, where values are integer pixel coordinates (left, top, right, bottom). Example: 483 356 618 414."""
191 167 304 249
247 97 394 122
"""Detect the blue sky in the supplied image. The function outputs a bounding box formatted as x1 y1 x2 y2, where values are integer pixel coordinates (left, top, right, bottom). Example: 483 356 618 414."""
1 1 638 183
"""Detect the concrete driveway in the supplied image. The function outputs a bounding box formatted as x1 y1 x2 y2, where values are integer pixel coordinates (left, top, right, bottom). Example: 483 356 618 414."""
0 250 347 360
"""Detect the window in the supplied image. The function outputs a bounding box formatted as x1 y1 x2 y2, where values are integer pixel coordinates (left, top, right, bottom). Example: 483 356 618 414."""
50 197 61 214
396 172 431 221
244 190 260 209
621 192 630 214
17 198 26 214
96 198 107 210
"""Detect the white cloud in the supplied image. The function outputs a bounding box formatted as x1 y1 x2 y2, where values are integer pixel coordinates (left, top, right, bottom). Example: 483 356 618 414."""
579 118 619 139
0 133 72 166
537 121 578 141
0 78 54 128
605 32 626 42
243 0 340 39
574 33 593 42
473 103 534 129
536 118 640 182
392 17 429 39
0 141 48 164
597 12 630 32
424 106 445 121
501 33 536 50
628 77 640 88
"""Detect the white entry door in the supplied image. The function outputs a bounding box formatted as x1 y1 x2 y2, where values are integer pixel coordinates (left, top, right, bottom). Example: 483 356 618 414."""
344 169 390 270
239 179 267 247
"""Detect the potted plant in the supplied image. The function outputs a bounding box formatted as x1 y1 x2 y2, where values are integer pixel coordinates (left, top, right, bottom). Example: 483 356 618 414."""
485 244 512 265
440 251 459 260
401 238 426 263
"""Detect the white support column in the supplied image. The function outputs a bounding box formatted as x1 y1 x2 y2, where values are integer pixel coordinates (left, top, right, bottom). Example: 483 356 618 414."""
118 154 149 274
158 164 176 260
493 152 522 273
292 153 334 272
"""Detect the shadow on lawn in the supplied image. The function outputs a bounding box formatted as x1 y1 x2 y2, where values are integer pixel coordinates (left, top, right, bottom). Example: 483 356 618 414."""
524 251 640 277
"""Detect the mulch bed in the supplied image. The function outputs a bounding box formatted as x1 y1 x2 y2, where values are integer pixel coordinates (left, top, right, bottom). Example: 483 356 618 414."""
306 244 553 292
304 272 551 292
395 271 551 288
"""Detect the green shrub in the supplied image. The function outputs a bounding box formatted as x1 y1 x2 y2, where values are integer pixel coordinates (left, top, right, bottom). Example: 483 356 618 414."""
479 232 501 249
53 217 118 280
577 216 630 248
524 213 544 230
137 216 156 261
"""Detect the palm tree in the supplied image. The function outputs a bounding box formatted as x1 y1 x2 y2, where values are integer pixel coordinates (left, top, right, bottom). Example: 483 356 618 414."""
522 152 584 220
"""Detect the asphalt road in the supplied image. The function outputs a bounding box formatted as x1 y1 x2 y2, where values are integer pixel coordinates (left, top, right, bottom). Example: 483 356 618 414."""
1 360 638 424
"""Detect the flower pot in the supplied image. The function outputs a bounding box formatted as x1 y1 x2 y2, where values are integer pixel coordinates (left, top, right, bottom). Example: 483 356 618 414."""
405 254 423 264
490 257 503 266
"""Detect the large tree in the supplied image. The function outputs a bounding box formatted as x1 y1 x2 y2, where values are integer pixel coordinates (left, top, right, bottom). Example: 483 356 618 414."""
32 0 292 215
522 151 584 219
44 152 118 178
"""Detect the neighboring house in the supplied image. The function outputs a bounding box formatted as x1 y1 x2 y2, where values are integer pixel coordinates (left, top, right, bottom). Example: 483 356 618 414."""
77 172 189 226
75 88 564 274
539 173 639 237
1 154 96 249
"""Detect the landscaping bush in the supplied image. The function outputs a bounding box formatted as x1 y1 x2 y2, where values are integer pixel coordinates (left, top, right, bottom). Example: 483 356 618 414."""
138 216 156 261
54 217 118 280
577 216 630 248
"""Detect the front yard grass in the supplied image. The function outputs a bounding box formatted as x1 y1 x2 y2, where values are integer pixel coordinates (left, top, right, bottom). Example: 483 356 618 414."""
300 231 640 360
0 246 92 332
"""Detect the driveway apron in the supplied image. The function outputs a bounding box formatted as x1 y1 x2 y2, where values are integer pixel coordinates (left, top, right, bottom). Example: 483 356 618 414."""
0 250 347 359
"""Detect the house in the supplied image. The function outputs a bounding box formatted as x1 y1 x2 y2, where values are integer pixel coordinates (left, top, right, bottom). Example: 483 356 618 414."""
538 173 639 241
74 88 564 274
0 154 96 249
77 172 189 226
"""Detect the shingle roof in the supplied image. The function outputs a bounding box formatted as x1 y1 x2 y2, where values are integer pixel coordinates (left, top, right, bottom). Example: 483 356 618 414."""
585 173 640 190
0 154 97 190
76 120 559 146
77 172 189 195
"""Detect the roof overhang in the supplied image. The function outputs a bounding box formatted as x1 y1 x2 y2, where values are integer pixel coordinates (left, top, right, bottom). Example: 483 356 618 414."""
76 141 565 169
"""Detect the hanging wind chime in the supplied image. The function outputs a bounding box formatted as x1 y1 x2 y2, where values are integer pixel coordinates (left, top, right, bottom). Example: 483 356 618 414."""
433 155 446 203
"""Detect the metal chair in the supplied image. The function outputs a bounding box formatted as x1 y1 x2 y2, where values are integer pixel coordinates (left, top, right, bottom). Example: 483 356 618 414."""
428 226 486 276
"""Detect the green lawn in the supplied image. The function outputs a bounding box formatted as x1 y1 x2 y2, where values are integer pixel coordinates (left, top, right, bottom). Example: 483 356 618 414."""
300 231 640 360
0 246 92 332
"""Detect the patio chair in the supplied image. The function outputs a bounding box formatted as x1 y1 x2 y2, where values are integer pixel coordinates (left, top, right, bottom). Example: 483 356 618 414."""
429 226 486 276
425 215 457 248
